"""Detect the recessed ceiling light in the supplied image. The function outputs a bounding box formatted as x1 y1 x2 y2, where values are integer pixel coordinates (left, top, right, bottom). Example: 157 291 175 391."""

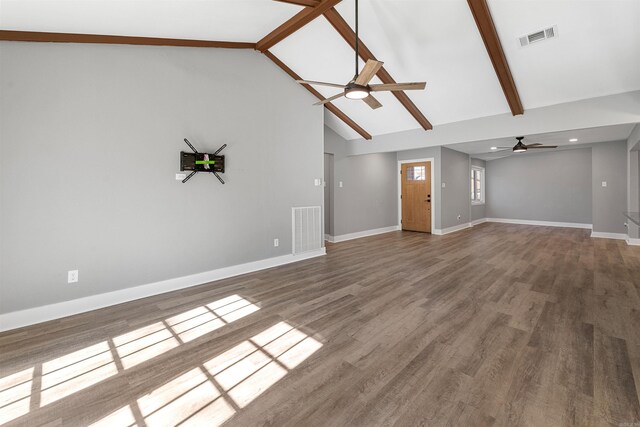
490 146 497 150
569 138 578 142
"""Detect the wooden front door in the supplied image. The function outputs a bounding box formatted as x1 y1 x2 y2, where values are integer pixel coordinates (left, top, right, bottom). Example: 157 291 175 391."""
401 161 431 233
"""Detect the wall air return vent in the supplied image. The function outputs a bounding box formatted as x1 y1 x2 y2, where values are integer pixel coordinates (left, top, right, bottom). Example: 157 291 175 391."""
292 206 322 255
519 25 558 47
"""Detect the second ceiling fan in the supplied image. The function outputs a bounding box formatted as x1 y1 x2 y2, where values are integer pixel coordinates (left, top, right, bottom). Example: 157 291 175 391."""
296 0 426 109
493 136 558 153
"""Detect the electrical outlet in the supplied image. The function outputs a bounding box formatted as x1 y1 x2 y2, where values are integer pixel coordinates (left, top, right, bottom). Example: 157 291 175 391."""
68 270 78 284
176 173 186 181
602 181 607 187
273 238 279 247
442 182 446 188
457 215 461 220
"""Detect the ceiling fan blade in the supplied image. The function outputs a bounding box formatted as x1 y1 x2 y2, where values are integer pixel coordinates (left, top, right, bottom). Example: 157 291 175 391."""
527 143 543 146
313 92 344 106
369 82 426 92
355 59 384 86
362 94 382 109
494 146 512 149
527 145 558 149
296 79 346 89
491 148 511 152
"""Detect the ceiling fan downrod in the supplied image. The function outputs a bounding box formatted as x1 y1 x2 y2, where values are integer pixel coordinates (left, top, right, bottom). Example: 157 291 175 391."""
354 0 359 79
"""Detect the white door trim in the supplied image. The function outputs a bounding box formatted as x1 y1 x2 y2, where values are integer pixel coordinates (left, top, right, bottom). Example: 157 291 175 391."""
398 158 435 233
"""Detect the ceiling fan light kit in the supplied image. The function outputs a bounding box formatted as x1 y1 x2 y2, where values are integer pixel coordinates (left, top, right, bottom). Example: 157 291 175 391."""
513 141 527 153
344 83 369 99
295 0 426 110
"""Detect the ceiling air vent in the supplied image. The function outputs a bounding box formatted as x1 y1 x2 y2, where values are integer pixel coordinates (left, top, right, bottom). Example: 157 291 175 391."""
519 25 558 47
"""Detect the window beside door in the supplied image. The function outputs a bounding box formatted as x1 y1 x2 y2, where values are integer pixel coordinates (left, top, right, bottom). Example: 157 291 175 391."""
471 166 485 205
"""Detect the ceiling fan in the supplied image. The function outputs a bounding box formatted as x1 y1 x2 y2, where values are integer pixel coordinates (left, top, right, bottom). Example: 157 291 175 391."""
492 136 558 153
295 0 426 109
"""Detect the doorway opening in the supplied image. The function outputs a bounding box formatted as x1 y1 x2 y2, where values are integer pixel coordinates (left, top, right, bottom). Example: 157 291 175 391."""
324 153 334 242
398 159 434 233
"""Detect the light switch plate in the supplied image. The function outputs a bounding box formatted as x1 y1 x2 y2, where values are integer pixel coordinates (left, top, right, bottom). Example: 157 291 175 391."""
339 181 343 188
602 181 607 187
442 182 446 188
314 178 322 186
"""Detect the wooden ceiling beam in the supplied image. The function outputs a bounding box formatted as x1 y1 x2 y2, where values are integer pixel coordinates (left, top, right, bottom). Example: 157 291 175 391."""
0 30 256 49
467 0 523 115
323 7 433 130
256 0 341 52
264 50 372 140
273 0 320 7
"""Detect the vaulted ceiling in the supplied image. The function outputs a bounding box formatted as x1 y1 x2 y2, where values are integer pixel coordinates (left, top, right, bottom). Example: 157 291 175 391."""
2 0 639 141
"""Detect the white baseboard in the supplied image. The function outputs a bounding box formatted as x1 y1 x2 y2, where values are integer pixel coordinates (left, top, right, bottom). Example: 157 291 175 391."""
433 223 472 236
627 237 640 246
486 218 593 229
328 225 400 243
471 218 488 226
0 248 326 332
324 234 331 242
591 231 628 240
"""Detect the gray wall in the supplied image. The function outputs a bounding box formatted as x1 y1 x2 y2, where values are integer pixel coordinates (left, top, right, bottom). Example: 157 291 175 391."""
323 153 334 236
592 141 628 234
0 42 323 314
324 127 397 237
441 147 471 229
333 153 398 236
325 125 348 159
471 158 486 221
627 124 640 239
486 148 593 224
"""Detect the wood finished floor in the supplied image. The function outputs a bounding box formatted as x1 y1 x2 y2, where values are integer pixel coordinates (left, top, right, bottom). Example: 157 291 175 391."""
1 223 640 427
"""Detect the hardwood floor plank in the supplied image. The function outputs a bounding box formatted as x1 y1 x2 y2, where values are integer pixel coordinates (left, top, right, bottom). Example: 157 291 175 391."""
594 330 640 425
1 224 638 426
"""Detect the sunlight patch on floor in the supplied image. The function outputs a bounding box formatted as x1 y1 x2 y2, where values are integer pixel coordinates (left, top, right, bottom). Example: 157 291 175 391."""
0 294 261 424
207 321 322 408
89 404 137 427
89 322 322 426
0 367 33 425
40 342 118 406
114 324 180 370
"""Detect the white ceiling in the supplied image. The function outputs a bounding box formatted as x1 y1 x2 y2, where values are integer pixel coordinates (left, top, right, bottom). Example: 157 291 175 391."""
490 0 640 111
0 1 300 42
2 0 639 141
446 123 636 161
